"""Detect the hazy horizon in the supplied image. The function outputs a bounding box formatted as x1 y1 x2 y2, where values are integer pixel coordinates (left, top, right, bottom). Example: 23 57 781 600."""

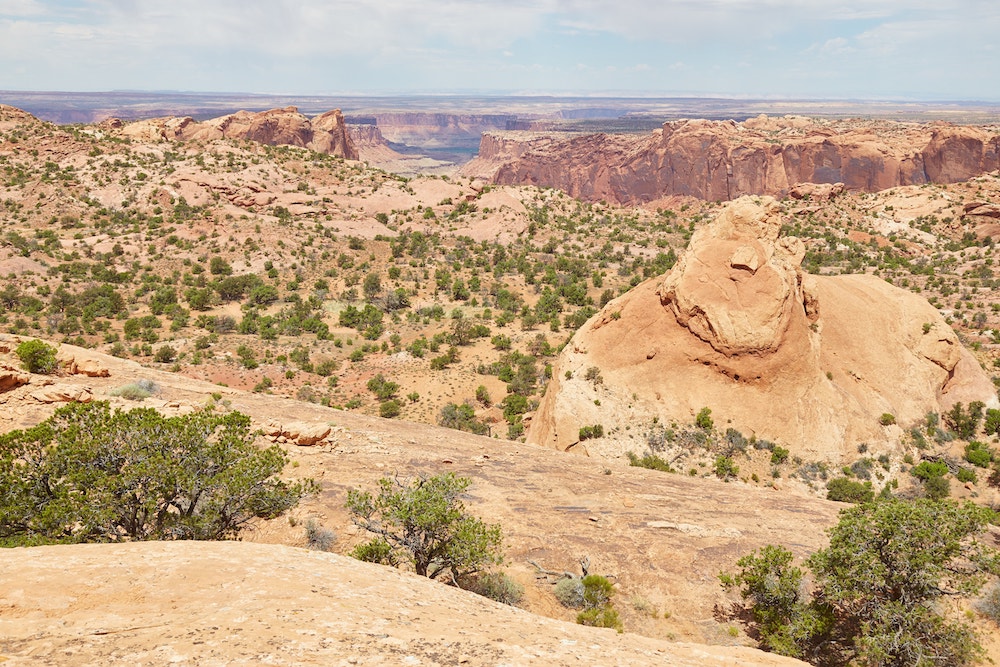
1 1 998 102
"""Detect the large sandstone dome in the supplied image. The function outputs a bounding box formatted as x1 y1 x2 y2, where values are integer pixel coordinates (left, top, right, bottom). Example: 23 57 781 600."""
529 197 998 462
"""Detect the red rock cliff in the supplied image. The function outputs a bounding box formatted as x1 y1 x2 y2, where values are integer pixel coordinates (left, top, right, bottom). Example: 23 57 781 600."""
461 116 1000 204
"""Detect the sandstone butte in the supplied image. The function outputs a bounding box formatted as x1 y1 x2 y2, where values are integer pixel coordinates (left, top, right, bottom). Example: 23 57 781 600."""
118 106 360 160
528 196 999 461
460 115 1000 204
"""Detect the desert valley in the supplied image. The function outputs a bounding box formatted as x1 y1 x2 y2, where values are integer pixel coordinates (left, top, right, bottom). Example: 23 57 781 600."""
2 92 1000 666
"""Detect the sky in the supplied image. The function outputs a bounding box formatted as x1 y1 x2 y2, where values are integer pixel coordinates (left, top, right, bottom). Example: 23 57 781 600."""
0 0 998 100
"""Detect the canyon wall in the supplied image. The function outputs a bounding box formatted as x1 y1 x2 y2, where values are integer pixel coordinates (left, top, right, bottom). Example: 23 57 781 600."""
461 116 1000 204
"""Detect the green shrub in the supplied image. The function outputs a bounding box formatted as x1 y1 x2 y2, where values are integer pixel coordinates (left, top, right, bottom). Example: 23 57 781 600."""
714 455 739 480
826 477 874 503
985 409 1000 437
944 401 985 439
722 499 998 664
911 460 948 480
770 446 790 465
154 345 176 363
350 537 396 565
695 407 714 430
964 441 993 468
879 413 896 426
575 574 623 631
438 402 489 435
379 399 402 419
956 468 977 484
577 605 622 630
924 475 951 500
367 374 399 401
627 451 674 472
578 424 604 441
0 402 314 544
346 473 503 580
460 571 524 606
15 339 58 374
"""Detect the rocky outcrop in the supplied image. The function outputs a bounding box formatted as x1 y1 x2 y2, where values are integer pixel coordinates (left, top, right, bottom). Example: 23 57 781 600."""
121 107 359 159
348 123 405 163
0 364 30 392
29 383 93 404
462 117 1000 204
0 540 810 667
528 197 999 461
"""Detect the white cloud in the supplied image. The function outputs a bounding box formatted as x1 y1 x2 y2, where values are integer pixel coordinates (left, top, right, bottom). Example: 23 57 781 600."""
0 0 997 97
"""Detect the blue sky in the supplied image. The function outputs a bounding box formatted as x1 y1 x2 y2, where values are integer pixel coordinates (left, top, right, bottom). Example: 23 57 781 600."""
1 0 997 100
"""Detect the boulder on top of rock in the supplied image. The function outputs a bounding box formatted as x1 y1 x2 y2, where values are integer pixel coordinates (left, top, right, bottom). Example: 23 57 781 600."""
528 196 998 463
657 197 816 356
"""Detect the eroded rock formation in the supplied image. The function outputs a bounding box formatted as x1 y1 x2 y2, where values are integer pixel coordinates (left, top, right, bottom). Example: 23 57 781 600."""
528 197 998 461
121 107 359 159
461 116 1000 204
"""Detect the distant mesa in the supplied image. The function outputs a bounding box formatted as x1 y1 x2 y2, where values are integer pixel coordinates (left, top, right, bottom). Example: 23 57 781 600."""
528 196 998 461
461 115 1000 204
118 106 360 160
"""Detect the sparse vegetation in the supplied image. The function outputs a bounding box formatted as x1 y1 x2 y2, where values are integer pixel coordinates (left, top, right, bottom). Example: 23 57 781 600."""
722 498 1000 665
15 339 57 374
345 473 504 580
0 401 314 545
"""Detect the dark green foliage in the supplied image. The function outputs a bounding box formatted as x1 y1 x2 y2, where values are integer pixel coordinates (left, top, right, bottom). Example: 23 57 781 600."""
984 409 1000 437
153 344 176 363
575 575 622 631
826 477 874 503
500 394 530 423
770 446 790 465
15 339 57 374
0 402 314 545
438 402 489 435
209 255 232 275
379 399 402 419
964 441 993 468
215 274 261 302
956 468 977 484
345 473 503 580
719 545 825 657
248 284 279 306
714 455 739 479
944 401 985 439
723 499 1000 666
578 424 604 441
474 385 491 406
695 407 713 430
924 475 951 500
339 303 383 334
236 344 258 369
367 374 399 401
911 460 948 480
627 451 674 472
